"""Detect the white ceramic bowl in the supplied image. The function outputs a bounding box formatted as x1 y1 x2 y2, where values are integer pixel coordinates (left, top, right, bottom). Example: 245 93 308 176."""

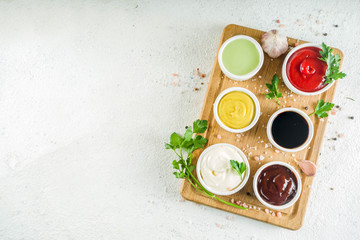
218 35 264 81
213 87 260 133
196 143 250 196
266 108 314 153
282 43 334 96
253 161 302 210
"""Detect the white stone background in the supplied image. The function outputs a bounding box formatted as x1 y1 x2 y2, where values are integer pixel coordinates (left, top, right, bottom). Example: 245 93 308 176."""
0 0 359 239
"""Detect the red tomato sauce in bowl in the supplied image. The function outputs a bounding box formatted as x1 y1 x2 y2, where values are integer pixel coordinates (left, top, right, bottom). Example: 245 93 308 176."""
286 47 328 92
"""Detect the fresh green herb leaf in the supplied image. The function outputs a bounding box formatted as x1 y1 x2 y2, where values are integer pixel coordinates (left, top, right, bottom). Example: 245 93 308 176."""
230 160 247 180
170 132 182 147
172 160 180 170
182 140 194 154
181 138 193 148
173 172 185 179
165 143 174 149
265 92 275 99
193 119 207 133
188 165 195 173
264 74 282 105
346 97 355 101
187 153 193 166
184 127 193 141
309 99 335 118
165 120 247 210
192 135 208 150
240 162 246 173
319 42 346 84
181 134 208 155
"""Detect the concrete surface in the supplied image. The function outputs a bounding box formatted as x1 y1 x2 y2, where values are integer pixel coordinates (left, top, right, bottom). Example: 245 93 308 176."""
0 0 359 239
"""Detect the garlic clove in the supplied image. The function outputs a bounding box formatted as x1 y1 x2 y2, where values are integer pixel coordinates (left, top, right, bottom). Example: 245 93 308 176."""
261 30 288 58
296 160 317 176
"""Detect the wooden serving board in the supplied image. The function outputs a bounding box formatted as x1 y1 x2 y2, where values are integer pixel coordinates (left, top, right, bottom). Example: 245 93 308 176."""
180 24 343 230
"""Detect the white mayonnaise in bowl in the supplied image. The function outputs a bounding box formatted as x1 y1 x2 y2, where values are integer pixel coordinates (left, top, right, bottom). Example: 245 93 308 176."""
196 143 250 196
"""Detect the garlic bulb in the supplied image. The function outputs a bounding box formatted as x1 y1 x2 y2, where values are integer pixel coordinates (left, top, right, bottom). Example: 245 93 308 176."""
261 30 288 58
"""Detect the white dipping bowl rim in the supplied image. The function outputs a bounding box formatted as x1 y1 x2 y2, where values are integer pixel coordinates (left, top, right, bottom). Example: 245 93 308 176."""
196 143 250 196
253 161 302 210
213 87 260 133
218 35 264 81
266 107 314 153
282 43 334 96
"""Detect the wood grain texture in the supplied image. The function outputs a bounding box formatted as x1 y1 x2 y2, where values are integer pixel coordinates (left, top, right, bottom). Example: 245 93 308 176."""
180 24 343 230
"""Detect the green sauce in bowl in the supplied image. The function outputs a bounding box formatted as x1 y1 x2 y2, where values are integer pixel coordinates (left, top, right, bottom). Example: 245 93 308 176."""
222 39 260 76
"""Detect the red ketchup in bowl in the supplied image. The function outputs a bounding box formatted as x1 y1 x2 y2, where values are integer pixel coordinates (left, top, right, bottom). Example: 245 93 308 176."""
286 47 328 92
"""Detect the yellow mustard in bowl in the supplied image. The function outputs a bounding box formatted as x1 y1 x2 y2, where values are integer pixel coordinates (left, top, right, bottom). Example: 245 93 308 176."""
218 91 255 129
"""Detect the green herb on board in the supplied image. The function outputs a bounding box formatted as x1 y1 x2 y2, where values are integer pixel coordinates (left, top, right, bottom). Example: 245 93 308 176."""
309 99 335 118
265 74 282 105
165 119 247 210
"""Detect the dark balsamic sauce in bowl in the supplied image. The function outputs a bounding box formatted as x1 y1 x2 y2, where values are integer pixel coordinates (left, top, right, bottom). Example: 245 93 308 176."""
271 111 309 149
257 164 298 206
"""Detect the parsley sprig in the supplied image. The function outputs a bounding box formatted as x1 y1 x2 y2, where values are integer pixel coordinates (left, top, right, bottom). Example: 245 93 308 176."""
165 120 247 210
309 99 335 118
230 160 247 180
265 74 282 105
319 42 346 84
